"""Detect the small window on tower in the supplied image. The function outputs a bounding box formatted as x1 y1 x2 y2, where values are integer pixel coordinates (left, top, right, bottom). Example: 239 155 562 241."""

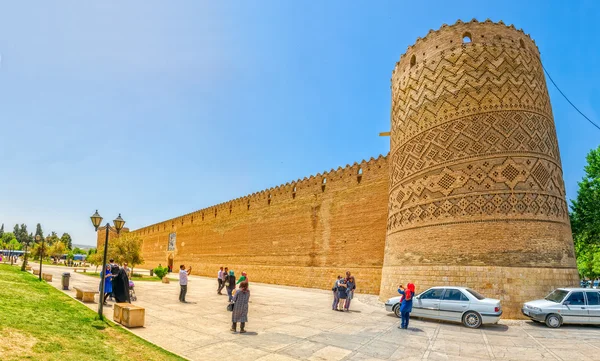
462 32 472 43
292 185 297 199
357 168 363 183
519 39 525 48
410 55 416 67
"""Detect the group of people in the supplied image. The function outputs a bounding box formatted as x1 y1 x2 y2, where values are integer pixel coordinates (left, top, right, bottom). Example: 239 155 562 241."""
100 258 131 305
332 271 357 312
216 267 250 333
216 266 247 302
177 265 250 333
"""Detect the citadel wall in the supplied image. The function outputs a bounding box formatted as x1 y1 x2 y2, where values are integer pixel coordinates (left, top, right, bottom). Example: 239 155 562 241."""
126 156 389 294
381 19 579 318
97 19 580 319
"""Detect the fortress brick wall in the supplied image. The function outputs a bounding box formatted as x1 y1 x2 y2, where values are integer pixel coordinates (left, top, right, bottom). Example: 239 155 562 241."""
122 156 389 294
380 19 578 318
98 19 580 319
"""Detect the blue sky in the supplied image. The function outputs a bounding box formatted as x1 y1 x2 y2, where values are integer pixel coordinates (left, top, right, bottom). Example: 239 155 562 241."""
0 1 598 246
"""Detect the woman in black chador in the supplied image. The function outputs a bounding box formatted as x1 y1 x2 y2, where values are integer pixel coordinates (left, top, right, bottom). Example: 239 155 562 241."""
111 267 131 303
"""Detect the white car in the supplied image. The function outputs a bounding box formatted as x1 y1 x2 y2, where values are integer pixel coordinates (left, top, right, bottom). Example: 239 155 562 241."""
522 288 600 328
384 286 502 328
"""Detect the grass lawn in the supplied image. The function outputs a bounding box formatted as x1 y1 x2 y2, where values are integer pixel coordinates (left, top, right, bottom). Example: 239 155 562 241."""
0 264 184 361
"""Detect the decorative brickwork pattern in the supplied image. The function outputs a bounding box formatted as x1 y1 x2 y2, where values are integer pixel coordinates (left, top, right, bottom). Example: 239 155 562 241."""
381 19 578 318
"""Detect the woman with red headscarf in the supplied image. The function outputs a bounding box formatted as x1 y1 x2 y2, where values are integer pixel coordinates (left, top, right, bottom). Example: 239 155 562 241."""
397 283 415 329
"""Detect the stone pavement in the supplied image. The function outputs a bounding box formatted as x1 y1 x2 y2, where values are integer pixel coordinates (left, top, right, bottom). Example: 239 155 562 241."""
37 265 600 361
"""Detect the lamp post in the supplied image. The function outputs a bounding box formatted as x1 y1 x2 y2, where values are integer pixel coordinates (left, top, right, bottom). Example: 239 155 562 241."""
90 210 125 319
37 235 45 280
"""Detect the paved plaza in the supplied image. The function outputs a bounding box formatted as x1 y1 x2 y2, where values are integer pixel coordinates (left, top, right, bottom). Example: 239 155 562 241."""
39 265 600 361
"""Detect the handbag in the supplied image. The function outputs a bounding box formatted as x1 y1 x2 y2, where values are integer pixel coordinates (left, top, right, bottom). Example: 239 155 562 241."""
227 302 234 312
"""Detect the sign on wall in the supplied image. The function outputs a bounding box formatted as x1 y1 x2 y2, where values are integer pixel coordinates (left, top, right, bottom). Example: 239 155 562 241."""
168 233 176 251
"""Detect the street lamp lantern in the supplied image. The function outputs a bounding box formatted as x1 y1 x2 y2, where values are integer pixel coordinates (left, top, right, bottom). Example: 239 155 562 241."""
90 210 125 319
90 210 103 230
113 214 125 233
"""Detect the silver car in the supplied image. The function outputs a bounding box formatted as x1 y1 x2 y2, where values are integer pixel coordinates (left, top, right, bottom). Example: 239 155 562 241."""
384 286 502 328
522 288 600 328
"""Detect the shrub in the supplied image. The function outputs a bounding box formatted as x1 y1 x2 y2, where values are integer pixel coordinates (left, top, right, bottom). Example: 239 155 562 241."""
153 266 168 279
132 273 143 278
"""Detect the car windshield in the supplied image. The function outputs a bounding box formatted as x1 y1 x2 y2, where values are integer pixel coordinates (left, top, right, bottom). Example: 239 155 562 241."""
545 289 569 303
465 289 485 300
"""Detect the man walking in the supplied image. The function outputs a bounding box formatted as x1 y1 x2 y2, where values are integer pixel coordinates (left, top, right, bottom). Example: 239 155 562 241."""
179 264 192 303
218 267 228 295
217 267 224 294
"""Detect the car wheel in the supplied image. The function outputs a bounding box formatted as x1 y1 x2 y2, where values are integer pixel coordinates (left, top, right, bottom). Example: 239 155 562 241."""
545 314 561 328
393 304 401 318
462 311 482 328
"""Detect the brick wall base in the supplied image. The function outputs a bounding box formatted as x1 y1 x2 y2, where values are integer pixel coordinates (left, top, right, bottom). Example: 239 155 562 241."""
378 265 579 319
155 261 382 295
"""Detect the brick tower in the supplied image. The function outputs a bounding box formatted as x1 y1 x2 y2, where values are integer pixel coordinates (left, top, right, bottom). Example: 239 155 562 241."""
380 19 579 318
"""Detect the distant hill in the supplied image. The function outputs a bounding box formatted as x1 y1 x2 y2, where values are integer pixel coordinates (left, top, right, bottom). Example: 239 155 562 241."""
73 244 94 250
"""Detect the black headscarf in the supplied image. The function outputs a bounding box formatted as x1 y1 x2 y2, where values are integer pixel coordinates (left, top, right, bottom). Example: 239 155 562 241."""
111 267 130 303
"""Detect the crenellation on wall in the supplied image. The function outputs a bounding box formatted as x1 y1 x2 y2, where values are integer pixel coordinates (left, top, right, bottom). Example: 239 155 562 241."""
129 155 389 294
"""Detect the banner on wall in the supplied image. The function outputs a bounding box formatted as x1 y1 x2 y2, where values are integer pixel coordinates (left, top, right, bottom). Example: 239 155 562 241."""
168 233 176 251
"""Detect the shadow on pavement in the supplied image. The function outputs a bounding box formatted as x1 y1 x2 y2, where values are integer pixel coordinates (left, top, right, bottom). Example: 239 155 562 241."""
238 332 258 336
482 324 509 332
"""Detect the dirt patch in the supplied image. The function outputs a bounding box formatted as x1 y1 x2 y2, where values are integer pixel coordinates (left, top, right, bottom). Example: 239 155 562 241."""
0 328 38 359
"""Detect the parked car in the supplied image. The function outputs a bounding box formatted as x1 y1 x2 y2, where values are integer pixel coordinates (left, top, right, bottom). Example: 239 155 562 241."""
385 286 502 328
522 288 600 328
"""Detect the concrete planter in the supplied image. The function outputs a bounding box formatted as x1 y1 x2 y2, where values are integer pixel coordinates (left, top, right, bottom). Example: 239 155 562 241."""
42 273 52 282
162 277 170 284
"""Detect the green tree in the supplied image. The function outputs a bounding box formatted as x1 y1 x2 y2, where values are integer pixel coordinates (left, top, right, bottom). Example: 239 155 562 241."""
13 224 19 243
570 145 600 280
86 250 102 271
90 234 144 273
17 224 28 245
60 233 73 250
111 233 144 274
35 223 44 242
0 223 4 239
8 238 21 251
46 232 60 246
49 241 66 261
1 232 17 249
72 247 85 255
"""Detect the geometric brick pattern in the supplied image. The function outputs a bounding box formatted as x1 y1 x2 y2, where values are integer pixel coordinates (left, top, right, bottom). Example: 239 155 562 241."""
387 20 570 234
382 20 578 317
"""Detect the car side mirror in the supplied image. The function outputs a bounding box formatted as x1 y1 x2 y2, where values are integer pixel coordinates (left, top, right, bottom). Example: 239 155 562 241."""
415 295 420 300
563 301 570 305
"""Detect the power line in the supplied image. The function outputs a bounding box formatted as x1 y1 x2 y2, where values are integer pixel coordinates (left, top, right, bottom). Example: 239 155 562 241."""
542 64 600 132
